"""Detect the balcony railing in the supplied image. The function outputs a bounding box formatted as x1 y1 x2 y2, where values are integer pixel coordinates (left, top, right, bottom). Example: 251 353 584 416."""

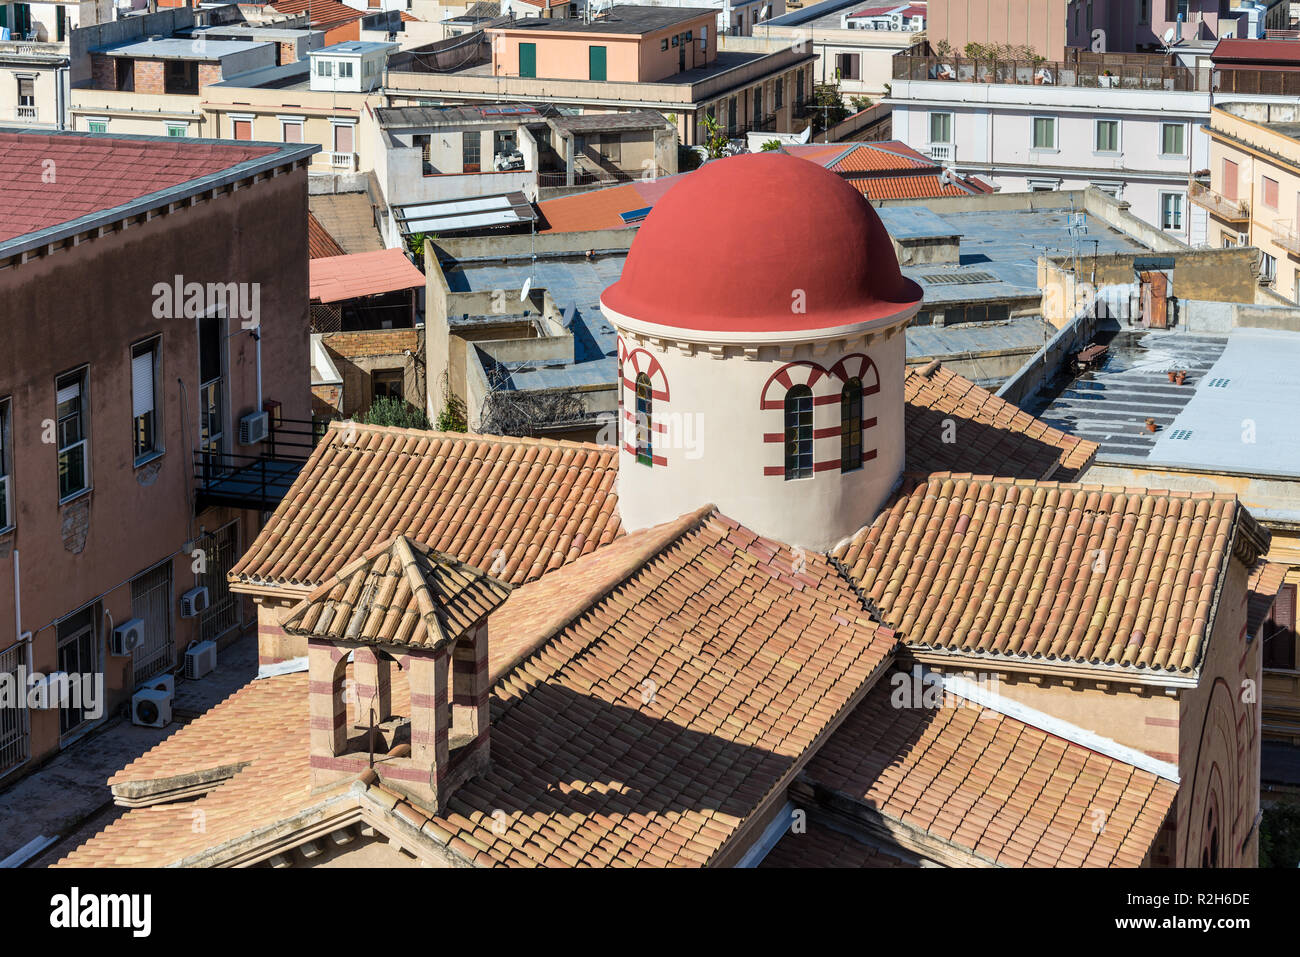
15 105 36 122
927 143 954 163
193 416 325 513
538 165 672 188
1273 220 1300 257
1188 179 1250 222
892 53 1211 91
328 151 358 171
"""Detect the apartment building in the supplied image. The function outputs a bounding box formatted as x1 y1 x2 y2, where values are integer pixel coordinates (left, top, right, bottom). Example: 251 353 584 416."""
925 0 1070 58
889 50 1218 243
0 0 117 129
637 0 785 37
1193 101 1300 300
755 0 926 97
0 129 317 781
1065 0 1292 53
387 7 815 146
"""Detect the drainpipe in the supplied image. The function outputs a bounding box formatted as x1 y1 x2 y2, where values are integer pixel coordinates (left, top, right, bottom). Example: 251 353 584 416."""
14 550 32 664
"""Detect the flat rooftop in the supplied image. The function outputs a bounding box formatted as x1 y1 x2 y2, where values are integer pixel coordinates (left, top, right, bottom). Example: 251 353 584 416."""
100 37 273 59
313 40 395 55
491 6 716 34
1033 326 1300 477
376 104 552 129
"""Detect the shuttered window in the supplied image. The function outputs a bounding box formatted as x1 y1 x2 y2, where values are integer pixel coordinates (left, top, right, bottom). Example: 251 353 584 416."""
56 368 89 500
132 338 161 463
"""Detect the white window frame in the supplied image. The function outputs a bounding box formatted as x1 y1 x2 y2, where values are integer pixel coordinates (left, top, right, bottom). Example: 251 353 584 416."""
165 123 187 137
0 396 12 534
277 115 305 143
1160 191 1185 232
131 336 163 467
55 366 90 504
338 59 354 79
1260 250 1277 281
1094 118 1120 154
1031 115 1057 152
1160 121 1186 158
929 111 953 145
85 117 108 134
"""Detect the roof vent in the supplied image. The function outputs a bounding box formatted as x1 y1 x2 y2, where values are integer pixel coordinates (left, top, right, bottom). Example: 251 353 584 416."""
920 270 998 286
1169 429 1194 441
1207 377 1231 388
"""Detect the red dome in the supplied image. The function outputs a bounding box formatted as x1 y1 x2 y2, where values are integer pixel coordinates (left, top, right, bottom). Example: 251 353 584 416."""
601 152 922 334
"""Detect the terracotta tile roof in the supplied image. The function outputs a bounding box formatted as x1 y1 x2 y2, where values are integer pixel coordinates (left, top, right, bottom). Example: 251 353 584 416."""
834 474 1241 673
309 248 426 303
270 0 364 29
785 142 990 199
309 192 385 254
57 674 329 867
229 423 622 590
847 174 981 200
282 535 512 648
388 510 897 867
798 672 1178 867
759 822 920 867
905 362 1097 480
536 175 681 233
308 210 346 258
104 674 311 804
1247 560 1288 636
0 132 276 244
824 142 931 173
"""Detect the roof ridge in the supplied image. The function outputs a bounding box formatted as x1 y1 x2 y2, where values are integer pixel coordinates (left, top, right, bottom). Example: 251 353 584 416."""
914 471 1245 504
324 420 615 452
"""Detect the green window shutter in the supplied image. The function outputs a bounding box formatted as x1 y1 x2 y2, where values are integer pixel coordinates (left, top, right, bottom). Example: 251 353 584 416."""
56 5 65 41
589 45 606 82
519 42 536 78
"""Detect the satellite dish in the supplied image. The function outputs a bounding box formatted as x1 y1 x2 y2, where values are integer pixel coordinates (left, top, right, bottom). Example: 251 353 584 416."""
1162 27 1175 45
797 125 812 144
520 276 532 301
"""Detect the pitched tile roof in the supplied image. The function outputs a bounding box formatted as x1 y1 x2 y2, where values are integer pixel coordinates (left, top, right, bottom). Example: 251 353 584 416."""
834 474 1241 673
282 535 512 648
1247 560 1288 635
309 248 426 303
271 0 365 29
847 174 981 200
785 142 992 199
368 510 898 866
759 822 921 867
229 423 622 590
0 132 276 245
308 210 346 258
535 175 681 233
796 672 1178 867
905 362 1097 480
308 192 385 254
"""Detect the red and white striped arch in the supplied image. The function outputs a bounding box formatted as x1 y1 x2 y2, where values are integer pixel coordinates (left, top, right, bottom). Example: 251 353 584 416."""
760 355 880 476
620 346 669 466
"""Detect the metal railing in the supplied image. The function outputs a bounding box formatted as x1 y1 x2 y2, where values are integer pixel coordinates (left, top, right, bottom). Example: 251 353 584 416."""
193 416 324 512
1188 178 1250 222
537 165 671 188
1273 220 1300 257
892 53 1211 91
0 639 30 778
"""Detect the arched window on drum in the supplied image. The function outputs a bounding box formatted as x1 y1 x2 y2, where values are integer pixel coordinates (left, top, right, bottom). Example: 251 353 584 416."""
784 385 813 480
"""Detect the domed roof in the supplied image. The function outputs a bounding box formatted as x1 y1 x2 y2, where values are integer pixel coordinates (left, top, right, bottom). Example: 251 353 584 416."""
601 152 922 335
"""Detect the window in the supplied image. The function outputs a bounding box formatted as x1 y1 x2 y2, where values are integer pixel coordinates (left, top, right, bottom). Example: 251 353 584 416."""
56 605 100 737
1032 116 1056 150
1264 583 1297 668
835 53 860 80
1261 251 1277 281
316 58 334 77
373 369 403 401
589 44 607 81
598 133 621 164
1139 0 1151 24
840 379 862 472
338 60 354 78
1160 192 1184 231
519 42 536 78
783 385 813 480
1161 122 1185 156
87 119 107 134
281 120 303 143
775 75 783 109
56 5 65 41
929 112 952 144
56 368 89 501
661 38 668 51
333 122 354 155
1095 119 1119 152
132 338 161 464
17 76 33 107
1222 158 1239 200
635 374 653 466
198 315 224 476
796 69 805 105
461 130 480 172
232 119 251 141
414 133 431 173
166 124 187 137
1262 175 1279 209
0 397 11 531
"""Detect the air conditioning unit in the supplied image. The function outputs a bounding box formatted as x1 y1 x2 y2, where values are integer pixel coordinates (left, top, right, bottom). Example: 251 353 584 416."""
29 672 71 709
140 673 174 696
180 585 210 618
111 618 146 657
184 640 218 680
131 687 173 728
238 410 269 445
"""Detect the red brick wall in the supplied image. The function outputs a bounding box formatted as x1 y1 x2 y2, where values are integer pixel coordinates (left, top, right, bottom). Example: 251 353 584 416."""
321 329 420 359
279 40 299 65
197 62 223 89
134 59 165 95
91 54 116 91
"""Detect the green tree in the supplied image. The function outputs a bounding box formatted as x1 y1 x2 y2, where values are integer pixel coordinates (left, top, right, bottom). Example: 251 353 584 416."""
810 83 849 135
435 392 467 432
362 395 433 431
760 139 782 151
701 113 728 159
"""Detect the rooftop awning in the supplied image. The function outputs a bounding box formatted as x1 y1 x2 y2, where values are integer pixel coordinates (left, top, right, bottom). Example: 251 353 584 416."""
309 248 425 304
393 191 536 237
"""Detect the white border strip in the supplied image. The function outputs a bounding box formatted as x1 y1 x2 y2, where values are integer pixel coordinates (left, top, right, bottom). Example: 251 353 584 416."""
940 672 1180 783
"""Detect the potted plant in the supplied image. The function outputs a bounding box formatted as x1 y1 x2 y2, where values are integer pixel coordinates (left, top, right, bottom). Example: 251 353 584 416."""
1167 370 1177 383
1175 370 1187 386
1145 418 1158 433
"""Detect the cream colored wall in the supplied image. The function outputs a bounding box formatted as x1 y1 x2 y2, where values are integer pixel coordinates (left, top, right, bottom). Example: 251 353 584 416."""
69 88 208 136
0 62 61 127
1208 108 1300 303
203 88 377 170
606 312 913 553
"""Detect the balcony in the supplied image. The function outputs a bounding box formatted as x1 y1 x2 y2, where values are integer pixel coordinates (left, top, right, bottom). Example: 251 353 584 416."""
328 151 358 171
1188 179 1250 223
1273 220 1300 257
15 105 36 122
193 417 324 513
892 52 1212 92
927 143 954 163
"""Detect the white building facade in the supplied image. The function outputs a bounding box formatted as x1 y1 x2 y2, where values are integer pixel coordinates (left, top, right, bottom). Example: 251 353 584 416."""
889 76 1214 245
